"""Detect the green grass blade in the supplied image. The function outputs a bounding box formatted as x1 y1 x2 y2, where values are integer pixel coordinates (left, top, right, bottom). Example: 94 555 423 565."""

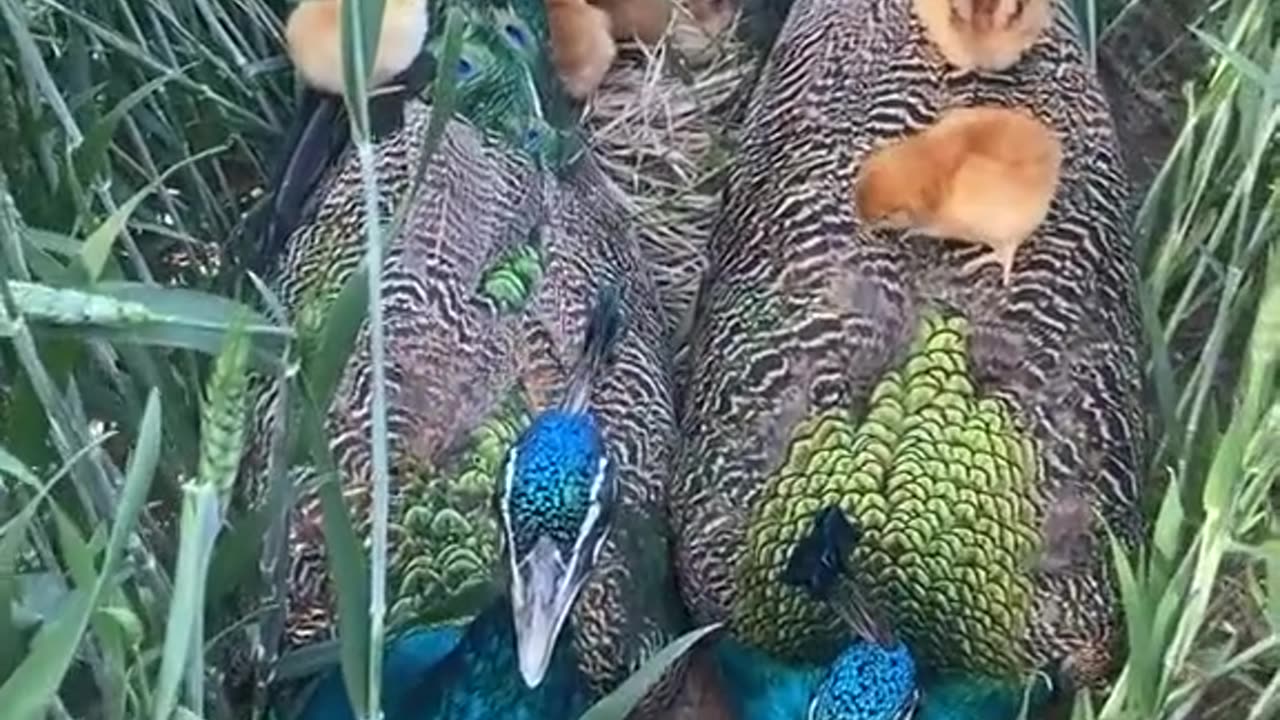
298 381 370 718
336 1 394 718
303 263 368 421
152 484 217 720
339 0 386 142
577 623 723 720
71 68 184 190
0 590 94 720
0 390 161 720
2 280 290 368
77 144 223 283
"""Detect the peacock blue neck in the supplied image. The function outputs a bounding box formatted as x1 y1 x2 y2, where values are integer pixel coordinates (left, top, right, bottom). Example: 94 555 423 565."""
297 598 590 720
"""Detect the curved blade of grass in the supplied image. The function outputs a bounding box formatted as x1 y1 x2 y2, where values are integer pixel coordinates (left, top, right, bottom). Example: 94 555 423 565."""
0 390 161 720
78 144 222 283
577 623 722 720
72 68 184 190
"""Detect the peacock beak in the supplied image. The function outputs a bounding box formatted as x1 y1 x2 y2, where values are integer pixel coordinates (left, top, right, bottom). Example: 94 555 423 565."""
510 534 586 689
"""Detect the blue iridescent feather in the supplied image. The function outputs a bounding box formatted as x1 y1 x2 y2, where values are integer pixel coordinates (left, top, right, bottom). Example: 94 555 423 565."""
506 411 605 555
810 642 918 720
298 599 589 720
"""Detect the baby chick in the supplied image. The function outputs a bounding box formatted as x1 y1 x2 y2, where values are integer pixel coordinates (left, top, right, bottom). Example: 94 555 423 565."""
548 0 617 100
595 0 673 44
854 106 1063 286
285 0 428 96
913 0 1053 71
549 0 675 100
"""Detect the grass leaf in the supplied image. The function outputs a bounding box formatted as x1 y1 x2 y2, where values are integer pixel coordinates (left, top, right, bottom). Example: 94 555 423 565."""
577 624 723 720
78 145 224 283
0 391 161 720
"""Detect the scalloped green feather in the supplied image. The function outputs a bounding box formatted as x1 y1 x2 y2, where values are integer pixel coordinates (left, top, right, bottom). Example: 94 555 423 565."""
387 390 530 628
479 241 543 312
733 313 1040 675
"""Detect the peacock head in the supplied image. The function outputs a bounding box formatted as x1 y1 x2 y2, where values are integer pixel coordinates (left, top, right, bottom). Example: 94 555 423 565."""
785 505 922 720
807 642 920 720
499 408 617 689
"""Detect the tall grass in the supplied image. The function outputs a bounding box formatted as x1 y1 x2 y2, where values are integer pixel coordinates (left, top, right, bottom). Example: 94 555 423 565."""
0 1 1275 720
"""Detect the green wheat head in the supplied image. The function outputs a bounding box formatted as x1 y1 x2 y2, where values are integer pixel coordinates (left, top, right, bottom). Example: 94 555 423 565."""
198 319 252 497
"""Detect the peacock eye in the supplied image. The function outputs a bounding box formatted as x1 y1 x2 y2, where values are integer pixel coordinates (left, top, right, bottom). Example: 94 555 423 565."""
457 56 475 79
503 23 527 48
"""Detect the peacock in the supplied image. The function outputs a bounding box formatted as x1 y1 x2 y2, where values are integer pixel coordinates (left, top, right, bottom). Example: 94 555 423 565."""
672 0 1147 715
236 0 740 716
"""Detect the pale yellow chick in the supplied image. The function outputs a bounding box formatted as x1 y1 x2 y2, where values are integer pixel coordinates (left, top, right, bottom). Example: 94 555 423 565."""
913 0 1053 71
854 106 1063 286
548 0 617 100
285 0 428 96
595 0 672 43
549 0 675 100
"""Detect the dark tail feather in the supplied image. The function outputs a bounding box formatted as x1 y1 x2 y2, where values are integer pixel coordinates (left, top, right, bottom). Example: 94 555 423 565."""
250 89 349 275
248 52 434 276
782 505 895 647
562 283 626 412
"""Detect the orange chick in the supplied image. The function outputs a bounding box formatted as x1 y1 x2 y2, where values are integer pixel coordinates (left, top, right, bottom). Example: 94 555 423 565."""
548 0 617 100
685 0 737 37
594 0 673 44
913 0 1053 71
285 0 428 96
854 106 1063 286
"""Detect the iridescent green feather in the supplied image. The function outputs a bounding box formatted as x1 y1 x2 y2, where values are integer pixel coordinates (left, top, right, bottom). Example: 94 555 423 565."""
480 231 543 313
734 313 1041 675
389 390 530 628
425 0 581 171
